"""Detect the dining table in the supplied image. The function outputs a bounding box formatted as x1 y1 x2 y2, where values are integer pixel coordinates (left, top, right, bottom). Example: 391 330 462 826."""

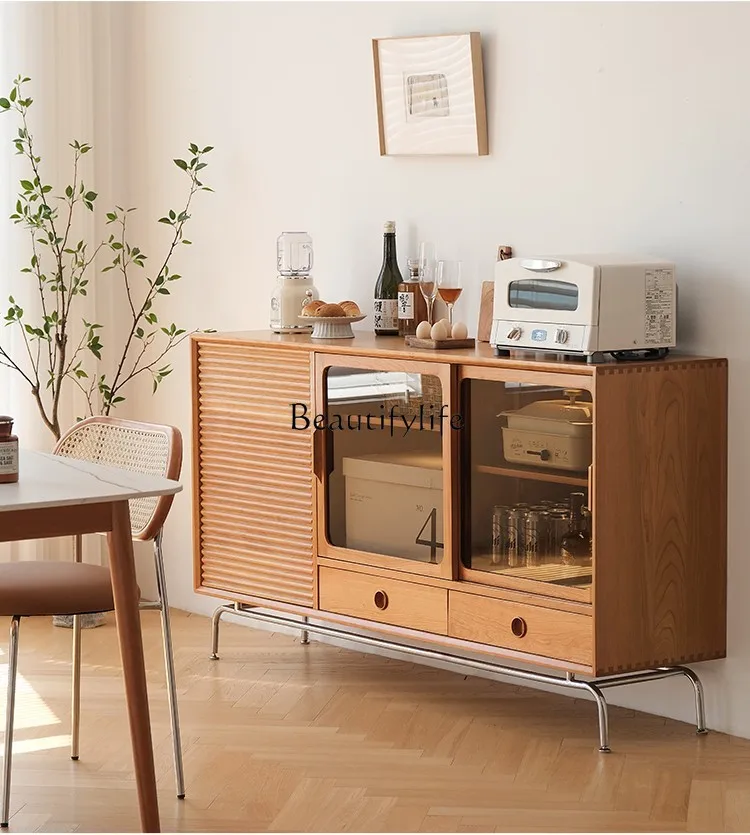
0 449 182 833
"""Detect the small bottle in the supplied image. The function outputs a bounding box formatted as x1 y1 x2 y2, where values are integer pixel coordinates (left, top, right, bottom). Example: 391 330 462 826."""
398 259 428 337
561 492 592 566
0 416 19 484
374 221 402 335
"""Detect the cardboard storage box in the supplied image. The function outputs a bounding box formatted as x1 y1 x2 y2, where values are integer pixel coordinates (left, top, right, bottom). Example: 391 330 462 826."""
342 451 443 562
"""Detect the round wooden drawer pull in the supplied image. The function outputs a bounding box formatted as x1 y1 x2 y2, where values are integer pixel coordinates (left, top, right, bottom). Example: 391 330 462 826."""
373 590 389 610
510 616 527 638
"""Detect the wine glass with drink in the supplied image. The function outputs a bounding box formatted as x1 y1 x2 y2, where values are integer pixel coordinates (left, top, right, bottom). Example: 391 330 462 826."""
418 242 438 325
437 260 463 327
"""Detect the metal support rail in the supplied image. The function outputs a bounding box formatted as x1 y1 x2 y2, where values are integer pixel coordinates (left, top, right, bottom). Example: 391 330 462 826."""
209 602 707 753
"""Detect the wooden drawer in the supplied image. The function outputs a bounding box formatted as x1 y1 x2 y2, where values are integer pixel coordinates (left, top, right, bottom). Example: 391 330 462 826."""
318 567 447 634
449 591 592 666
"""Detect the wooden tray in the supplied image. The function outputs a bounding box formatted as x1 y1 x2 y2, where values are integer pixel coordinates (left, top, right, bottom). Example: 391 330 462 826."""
405 336 476 350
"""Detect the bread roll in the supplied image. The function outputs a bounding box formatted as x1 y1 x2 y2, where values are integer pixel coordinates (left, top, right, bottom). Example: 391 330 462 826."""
316 302 346 317
339 300 361 316
301 300 324 316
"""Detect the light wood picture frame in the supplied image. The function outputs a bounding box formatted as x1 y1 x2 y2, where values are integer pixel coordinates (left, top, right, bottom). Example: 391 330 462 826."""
373 32 488 157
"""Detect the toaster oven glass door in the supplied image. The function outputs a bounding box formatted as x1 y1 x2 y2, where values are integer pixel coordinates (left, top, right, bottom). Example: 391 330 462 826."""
459 372 594 604
508 279 578 311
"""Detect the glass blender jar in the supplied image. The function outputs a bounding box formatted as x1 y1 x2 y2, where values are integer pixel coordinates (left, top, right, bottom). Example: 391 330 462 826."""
270 232 319 333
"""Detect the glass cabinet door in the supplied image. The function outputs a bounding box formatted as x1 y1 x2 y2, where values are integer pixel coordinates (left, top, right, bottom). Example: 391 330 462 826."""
460 371 594 602
316 356 453 577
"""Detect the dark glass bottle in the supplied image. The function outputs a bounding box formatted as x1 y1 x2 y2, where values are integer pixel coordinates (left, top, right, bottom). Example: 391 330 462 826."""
561 492 592 566
374 221 402 335
398 259 428 337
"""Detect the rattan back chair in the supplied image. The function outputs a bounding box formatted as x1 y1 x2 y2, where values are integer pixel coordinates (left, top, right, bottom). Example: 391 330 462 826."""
53 416 185 799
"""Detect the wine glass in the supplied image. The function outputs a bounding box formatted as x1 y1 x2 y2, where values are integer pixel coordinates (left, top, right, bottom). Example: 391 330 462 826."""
437 260 463 328
418 242 438 325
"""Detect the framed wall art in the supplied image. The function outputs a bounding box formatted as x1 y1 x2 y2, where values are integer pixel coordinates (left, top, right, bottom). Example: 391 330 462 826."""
372 32 488 157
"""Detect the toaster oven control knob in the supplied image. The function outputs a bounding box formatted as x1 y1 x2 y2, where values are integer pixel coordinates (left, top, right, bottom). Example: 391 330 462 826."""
506 327 522 341
554 328 569 345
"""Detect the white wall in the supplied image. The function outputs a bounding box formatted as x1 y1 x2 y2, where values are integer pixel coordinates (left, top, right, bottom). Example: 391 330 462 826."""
104 2 750 736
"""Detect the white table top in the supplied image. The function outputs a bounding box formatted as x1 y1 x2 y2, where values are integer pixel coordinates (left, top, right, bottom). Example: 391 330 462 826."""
0 449 182 513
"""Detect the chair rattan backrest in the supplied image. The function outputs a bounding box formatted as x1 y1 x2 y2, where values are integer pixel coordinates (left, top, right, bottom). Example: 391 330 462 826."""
54 417 182 541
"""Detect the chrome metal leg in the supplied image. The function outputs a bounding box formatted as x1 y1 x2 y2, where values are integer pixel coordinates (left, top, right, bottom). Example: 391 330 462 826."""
662 666 707 734
210 604 235 660
153 532 186 799
70 534 83 761
577 680 611 752
301 615 310 645
71 614 82 760
2 617 21 828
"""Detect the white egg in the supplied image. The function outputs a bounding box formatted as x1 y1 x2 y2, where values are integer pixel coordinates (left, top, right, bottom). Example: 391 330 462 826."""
451 321 468 340
430 321 448 341
415 320 432 339
438 318 450 332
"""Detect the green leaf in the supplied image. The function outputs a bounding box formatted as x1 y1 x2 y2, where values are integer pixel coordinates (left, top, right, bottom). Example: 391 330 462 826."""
189 143 199 154
157 287 170 295
158 217 171 224
84 191 97 202
182 240 192 245
201 146 214 154
106 212 116 222
173 159 188 171
9 87 16 103
20 180 33 192
0 98 10 109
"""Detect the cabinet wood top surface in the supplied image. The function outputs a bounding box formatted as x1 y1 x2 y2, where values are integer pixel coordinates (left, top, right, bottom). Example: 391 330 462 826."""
193 330 725 373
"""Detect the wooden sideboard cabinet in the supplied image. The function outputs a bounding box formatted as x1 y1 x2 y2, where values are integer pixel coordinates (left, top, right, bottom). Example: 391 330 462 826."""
192 331 727 748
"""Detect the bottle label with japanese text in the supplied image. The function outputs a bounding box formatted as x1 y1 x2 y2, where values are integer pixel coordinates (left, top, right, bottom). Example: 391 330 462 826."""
374 298 398 331
398 290 415 320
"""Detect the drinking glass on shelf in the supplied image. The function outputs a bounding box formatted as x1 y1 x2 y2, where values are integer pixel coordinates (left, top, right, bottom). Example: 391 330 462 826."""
437 260 463 327
418 242 438 325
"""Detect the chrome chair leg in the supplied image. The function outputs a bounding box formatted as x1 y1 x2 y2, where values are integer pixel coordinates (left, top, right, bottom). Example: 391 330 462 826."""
70 614 82 760
70 534 83 761
301 615 310 645
2 616 21 828
153 532 186 799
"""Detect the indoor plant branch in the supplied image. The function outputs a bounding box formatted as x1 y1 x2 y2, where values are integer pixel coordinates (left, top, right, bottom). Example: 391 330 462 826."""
0 76 213 439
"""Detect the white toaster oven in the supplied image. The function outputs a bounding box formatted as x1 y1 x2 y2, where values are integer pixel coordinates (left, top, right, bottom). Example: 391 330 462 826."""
490 254 676 360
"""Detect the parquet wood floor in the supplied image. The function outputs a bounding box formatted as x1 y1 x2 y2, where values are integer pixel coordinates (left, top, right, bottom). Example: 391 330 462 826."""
1 610 749 833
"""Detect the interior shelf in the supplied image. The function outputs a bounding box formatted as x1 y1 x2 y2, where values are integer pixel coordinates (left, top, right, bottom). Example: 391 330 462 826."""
475 463 588 487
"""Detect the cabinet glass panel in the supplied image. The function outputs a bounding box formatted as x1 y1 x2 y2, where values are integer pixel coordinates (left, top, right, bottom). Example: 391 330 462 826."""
325 366 445 565
461 378 593 601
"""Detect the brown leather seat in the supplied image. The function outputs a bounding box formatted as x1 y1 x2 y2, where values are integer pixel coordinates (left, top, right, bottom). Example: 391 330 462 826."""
0 562 116 617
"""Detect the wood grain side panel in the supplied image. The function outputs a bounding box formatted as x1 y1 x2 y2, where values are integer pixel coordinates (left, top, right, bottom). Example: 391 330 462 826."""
194 340 315 607
448 591 593 667
319 566 448 634
593 360 728 674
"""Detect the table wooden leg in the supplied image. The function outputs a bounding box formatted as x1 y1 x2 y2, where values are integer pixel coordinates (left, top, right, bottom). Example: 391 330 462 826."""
107 500 160 832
